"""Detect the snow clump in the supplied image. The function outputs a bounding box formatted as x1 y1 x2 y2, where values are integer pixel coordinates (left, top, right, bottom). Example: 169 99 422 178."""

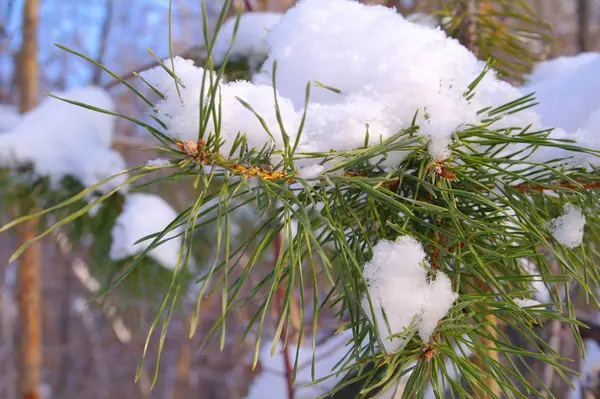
0 86 126 191
109 193 183 270
362 235 458 353
549 204 586 249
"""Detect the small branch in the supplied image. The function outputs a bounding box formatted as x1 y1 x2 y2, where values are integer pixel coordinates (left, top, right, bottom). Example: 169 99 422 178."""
92 0 114 85
242 0 253 12
112 134 155 149
457 0 479 56
508 181 600 192
273 232 295 399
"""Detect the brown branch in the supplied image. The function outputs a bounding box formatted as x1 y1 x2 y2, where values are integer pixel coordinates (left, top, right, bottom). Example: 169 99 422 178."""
243 0 253 12
92 0 114 85
273 232 296 399
457 0 479 56
505 181 600 192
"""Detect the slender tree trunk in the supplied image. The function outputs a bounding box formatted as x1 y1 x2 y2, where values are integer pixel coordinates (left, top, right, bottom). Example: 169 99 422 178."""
19 0 38 114
16 219 42 399
17 1 41 399
577 0 590 53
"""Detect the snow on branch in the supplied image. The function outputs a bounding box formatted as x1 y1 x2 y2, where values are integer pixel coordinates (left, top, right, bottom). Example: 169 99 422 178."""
362 236 458 353
0 86 127 191
549 204 586 249
212 12 283 71
109 193 183 270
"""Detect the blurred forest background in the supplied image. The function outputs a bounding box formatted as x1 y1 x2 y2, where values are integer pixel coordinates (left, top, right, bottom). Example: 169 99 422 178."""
0 1 600 399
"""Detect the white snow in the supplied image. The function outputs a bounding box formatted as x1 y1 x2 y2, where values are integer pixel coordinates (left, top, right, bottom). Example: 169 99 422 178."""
525 53 600 89
549 204 586 249
514 298 542 308
141 57 296 158
0 87 127 191
212 12 283 71
146 158 171 167
362 236 458 353
244 332 353 399
0 104 21 131
144 0 552 167
253 0 534 163
519 259 551 304
298 164 324 180
522 53 600 167
406 13 439 28
214 80 297 156
109 193 183 270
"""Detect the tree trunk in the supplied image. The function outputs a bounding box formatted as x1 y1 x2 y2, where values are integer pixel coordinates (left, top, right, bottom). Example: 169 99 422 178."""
577 0 590 52
16 218 42 399
17 1 41 399
19 0 39 114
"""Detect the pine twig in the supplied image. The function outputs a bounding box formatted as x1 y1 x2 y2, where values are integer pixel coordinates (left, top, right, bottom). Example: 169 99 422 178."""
510 181 600 192
273 232 296 399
